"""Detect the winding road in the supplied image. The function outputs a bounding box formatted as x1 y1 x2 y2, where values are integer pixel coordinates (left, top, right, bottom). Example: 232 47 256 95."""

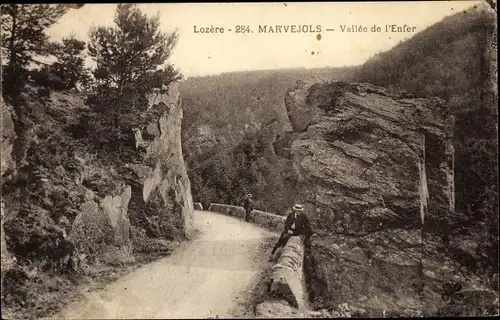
53 210 277 319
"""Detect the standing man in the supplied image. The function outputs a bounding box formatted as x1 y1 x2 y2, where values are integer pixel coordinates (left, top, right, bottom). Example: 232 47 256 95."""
270 204 314 259
239 193 254 222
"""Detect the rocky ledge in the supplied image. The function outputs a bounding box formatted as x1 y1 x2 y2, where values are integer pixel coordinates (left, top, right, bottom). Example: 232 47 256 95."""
275 80 496 316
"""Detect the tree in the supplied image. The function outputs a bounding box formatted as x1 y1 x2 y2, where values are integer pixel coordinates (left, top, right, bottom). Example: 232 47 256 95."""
1 4 68 99
48 36 88 90
1 4 68 166
87 4 182 132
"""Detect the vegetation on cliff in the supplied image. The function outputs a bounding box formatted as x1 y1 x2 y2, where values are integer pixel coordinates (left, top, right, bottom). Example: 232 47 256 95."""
1 4 189 319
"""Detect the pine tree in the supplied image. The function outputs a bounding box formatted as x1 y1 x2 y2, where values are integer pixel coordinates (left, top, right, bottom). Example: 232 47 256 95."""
49 36 87 90
1 4 68 165
1 4 68 99
87 4 182 131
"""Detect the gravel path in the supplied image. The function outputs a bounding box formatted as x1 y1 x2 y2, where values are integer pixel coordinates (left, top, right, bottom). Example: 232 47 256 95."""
53 210 277 319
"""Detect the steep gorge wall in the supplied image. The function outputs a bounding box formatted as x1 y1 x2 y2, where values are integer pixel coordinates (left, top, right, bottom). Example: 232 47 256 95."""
279 80 456 316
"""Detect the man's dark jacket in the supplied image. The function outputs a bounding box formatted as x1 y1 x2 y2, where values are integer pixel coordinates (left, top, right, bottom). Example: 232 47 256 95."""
242 198 253 211
283 211 313 240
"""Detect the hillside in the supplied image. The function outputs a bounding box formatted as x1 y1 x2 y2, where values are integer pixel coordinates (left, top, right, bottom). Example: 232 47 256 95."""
180 67 356 150
181 67 356 133
180 67 357 211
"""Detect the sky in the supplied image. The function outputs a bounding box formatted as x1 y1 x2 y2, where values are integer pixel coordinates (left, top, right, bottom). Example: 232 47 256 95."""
46 1 481 77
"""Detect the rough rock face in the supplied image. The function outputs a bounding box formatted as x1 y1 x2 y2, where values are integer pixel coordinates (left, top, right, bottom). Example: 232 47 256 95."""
1 81 194 285
126 82 194 240
1 97 16 176
1 98 15 275
281 80 458 316
69 183 135 264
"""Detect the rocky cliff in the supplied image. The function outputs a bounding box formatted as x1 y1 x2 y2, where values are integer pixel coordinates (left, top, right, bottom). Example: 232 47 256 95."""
0 82 194 316
1 97 16 279
126 82 194 243
274 80 498 316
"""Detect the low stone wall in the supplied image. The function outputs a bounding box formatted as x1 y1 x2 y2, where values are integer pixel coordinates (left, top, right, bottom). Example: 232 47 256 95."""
206 203 307 315
207 203 246 219
269 236 305 307
193 202 203 210
256 236 307 317
207 203 286 232
251 210 286 233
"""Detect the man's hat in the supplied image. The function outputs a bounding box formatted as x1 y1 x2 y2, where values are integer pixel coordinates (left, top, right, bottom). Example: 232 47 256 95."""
292 204 304 211
247 193 253 198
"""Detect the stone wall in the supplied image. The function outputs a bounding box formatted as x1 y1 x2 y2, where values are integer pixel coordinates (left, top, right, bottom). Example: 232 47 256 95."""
251 210 285 233
207 203 285 232
193 202 203 210
255 236 309 318
268 236 306 308
207 203 246 219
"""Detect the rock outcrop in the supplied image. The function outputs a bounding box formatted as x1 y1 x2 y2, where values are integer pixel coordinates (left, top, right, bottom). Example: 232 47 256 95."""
126 82 194 241
0 82 194 312
280 80 459 316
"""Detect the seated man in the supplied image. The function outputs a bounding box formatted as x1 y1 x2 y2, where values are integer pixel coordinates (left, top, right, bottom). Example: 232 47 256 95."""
270 204 314 259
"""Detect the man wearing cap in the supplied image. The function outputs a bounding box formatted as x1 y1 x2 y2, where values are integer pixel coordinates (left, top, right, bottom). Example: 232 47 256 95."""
270 203 314 258
239 193 254 222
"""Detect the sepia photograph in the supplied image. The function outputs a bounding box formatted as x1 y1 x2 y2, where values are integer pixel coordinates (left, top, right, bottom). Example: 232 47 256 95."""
0 1 498 319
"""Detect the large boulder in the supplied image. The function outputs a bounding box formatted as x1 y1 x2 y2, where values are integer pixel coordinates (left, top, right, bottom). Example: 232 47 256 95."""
282 80 457 316
69 183 134 265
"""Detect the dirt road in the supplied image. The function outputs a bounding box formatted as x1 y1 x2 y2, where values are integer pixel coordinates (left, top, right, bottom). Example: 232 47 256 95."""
53 210 277 319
